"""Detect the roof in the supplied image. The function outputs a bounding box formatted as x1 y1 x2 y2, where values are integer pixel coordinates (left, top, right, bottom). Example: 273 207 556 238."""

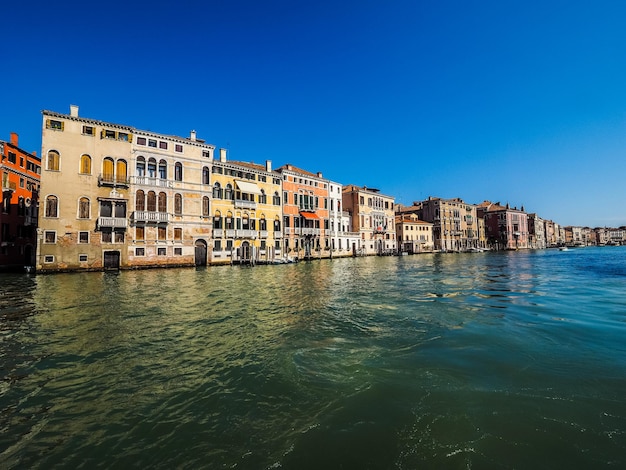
276 164 320 178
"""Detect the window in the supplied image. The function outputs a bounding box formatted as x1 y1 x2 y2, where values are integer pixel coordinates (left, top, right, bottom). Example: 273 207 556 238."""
78 197 90 219
47 150 60 171
101 229 112 243
158 192 167 212
158 247 166 256
103 157 115 180
135 247 145 256
148 139 157 148
46 119 63 130
158 160 167 179
274 219 281 232
273 192 280 205
225 184 233 200
82 125 94 136
79 231 89 243
80 154 91 174
202 196 210 216
8 152 16 164
174 247 182 255
159 141 167 149
202 166 210 184
116 160 127 183
104 129 116 139
114 230 125 243
146 158 157 178
136 190 145 211
118 132 129 142
175 144 183 153
147 191 157 212
44 231 56 243
158 226 166 240
136 226 144 241
174 162 183 181
137 137 146 145
202 150 211 158
174 193 182 215
44 255 54 263
214 240 222 251
174 228 182 241
259 190 267 204
45 195 58 217
79 254 88 262
213 183 222 199
136 157 146 176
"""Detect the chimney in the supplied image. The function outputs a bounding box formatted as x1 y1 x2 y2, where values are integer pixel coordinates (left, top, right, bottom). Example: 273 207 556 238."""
317 172 323 178
190 130 196 141
220 148 227 162
70 105 79 117
10 132 18 146
265 160 272 172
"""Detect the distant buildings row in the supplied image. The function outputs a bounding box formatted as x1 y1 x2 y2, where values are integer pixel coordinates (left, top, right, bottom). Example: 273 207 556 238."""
0 105 623 272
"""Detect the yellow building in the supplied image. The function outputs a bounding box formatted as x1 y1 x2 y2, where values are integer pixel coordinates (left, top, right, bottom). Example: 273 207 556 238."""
209 149 283 264
395 214 434 253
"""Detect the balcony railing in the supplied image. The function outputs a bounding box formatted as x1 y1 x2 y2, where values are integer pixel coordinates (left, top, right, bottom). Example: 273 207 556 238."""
213 228 224 238
237 229 257 238
98 217 128 228
225 229 236 238
259 230 268 238
98 174 130 188
133 176 172 188
234 199 256 210
132 211 169 223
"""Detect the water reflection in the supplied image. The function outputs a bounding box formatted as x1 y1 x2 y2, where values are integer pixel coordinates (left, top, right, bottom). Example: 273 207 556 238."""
1 249 626 469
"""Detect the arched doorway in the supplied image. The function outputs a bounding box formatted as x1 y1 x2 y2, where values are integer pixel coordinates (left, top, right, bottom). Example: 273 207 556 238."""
240 241 251 262
195 239 207 266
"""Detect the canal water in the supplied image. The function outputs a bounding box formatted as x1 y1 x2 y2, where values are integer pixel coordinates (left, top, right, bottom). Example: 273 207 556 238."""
1 247 626 469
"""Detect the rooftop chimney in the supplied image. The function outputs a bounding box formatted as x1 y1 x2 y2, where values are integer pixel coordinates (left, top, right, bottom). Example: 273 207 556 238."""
70 105 79 117
190 130 197 141
220 148 227 162
317 172 323 178
10 132 18 146
265 160 272 172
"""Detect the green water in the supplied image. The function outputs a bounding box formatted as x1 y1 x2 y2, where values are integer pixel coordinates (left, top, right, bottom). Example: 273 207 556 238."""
1 248 626 469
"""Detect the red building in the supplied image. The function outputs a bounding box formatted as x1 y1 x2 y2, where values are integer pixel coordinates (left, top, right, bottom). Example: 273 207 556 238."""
0 132 40 270
477 201 529 250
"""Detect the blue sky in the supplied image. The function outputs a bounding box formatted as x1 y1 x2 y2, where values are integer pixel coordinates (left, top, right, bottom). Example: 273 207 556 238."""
3 0 626 227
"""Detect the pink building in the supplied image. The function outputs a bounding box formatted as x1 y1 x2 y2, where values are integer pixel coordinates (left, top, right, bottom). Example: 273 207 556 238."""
477 201 529 250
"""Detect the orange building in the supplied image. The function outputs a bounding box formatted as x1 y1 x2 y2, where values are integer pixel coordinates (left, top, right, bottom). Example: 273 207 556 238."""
0 132 40 270
276 164 330 259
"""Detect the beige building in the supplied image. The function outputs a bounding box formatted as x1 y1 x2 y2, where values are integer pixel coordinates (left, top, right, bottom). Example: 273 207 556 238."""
417 197 479 252
342 185 396 255
395 214 434 253
38 105 215 271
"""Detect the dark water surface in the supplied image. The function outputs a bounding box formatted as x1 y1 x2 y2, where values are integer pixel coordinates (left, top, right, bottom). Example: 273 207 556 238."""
1 247 626 469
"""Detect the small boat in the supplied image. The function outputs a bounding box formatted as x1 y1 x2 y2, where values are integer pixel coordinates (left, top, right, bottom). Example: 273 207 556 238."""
559 247 569 251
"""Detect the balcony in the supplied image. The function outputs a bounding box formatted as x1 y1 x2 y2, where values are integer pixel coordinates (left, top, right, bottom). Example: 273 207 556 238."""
213 228 224 238
132 211 169 223
237 229 257 238
225 229 236 238
98 174 130 188
259 230 268 239
274 231 283 239
2 180 17 191
301 228 320 236
98 217 128 228
133 176 172 188
234 199 256 210
24 215 37 227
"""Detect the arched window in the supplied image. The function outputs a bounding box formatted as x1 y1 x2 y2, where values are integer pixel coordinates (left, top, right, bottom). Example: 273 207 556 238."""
147 191 157 212
47 150 60 171
213 211 222 229
158 160 167 179
174 193 182 214
259 217 267 231
224 184 233 200
80 154 91 174
202 196 210 216
202 166 210 185
273 191 281 205
136 156 146 176
136 190 145 211
45 195 58 217
116 160 127 183
78 197 90 219
158 192 167 212
212 182 222 199
274 217 281 232
259 189 267 204
147 158 157 178
103 157 114 180
174 162 183 181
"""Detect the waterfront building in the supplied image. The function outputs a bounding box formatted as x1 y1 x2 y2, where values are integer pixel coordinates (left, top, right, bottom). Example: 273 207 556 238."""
414 197 479 252
209 149 283 264
38 105 215 271
0 132 40 269
342 185 396 255
564 226 584 246
544 219 557 247
527 213 546 249
477 201 529 250
326 180 358 257
395 213 434 253
276 164 329 259
129 128 216 268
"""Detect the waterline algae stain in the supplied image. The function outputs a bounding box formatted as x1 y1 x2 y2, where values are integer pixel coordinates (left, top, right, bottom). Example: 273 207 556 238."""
1 247 626 468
